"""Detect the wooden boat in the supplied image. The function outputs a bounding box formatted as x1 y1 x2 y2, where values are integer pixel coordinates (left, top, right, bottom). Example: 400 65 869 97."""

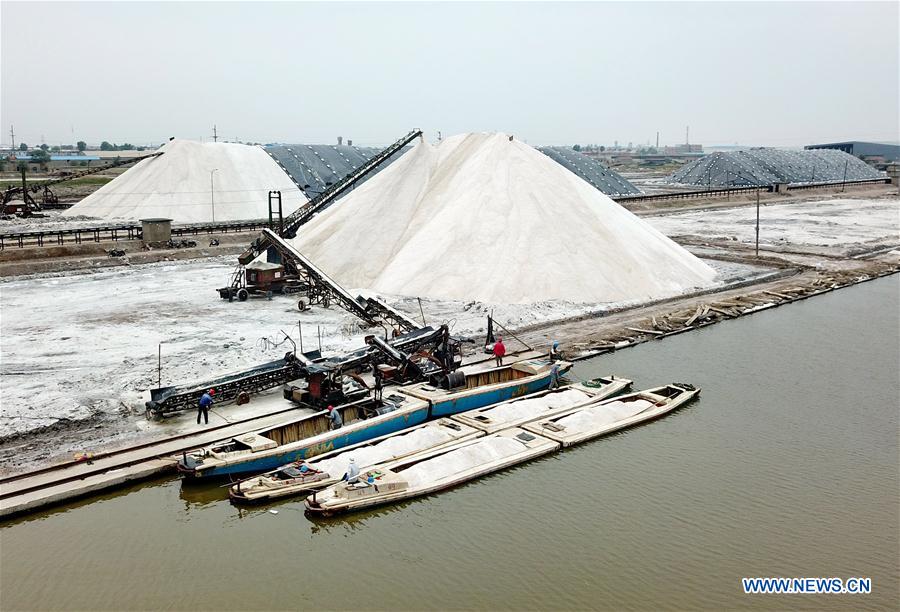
305 427 559 516
521 383 699 447
451 375 632 433
177 391 431 479
179 358 569 480
228 418 483 503
400 358 572 418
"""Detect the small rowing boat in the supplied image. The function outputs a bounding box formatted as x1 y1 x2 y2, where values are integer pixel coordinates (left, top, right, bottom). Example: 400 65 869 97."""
228 418 483 503
451 375 632 433
521 383 699 446
305 427 559 516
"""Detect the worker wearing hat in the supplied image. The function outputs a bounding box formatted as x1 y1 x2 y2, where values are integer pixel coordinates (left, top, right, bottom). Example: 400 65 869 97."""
327 405 342 430
198 388 214 425
549 340 561 363
342 457 360 484
493 336 506 367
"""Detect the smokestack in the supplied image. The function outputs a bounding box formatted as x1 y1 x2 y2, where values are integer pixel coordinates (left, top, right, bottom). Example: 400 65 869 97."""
337 136 343 145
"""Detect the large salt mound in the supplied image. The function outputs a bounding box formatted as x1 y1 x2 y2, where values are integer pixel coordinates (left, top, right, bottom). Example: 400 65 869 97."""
64 139 306 223
291 132 715 304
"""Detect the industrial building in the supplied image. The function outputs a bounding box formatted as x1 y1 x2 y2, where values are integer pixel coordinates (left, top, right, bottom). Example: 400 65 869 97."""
805 141 900 163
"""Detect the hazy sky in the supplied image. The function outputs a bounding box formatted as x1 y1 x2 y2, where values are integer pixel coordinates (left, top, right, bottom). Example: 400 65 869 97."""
2 1 898 148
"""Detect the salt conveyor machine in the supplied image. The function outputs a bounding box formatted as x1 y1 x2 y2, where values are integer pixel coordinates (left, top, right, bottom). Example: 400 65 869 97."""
145 324 461 418
2 152 164 215
218 130 423 331
220 228 420 334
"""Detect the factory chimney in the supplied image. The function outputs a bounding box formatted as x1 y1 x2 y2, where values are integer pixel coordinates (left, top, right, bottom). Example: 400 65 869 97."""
337 136 343 145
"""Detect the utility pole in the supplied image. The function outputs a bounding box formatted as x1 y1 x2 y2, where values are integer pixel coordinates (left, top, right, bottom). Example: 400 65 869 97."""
9 125 14 150
841 160 848 192
656 131 659 149
686 125 689 145
213 125 218 143
210 168 219 222
755 188 760 257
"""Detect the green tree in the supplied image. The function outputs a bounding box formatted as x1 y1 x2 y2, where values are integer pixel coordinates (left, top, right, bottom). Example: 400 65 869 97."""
77 141 87 152
30 149 51 170
51 146 61 152
18 143 27 151
572 144 582 152
100 141 114 151
39 143 49 151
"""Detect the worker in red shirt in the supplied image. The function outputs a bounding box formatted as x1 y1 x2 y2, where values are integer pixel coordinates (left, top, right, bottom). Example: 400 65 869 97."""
493 336 506 367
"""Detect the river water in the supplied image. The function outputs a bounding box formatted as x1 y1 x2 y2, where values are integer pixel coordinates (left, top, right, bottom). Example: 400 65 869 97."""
2 276 897 611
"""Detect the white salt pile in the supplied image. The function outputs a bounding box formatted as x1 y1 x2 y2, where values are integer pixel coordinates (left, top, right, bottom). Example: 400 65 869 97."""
479 388 591 424
310 426 453 477
64 139 306 223
401 436 523 488
292 132 716 304
555 398 654 433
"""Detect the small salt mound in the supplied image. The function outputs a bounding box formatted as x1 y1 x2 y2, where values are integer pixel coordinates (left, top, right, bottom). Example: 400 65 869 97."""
310 426 453 477
64 139 306 223
555 398 654 433
401 436 523 488
292 132 716 304
480 388 591 424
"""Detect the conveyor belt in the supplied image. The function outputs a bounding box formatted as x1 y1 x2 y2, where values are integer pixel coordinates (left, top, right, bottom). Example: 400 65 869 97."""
238 229 420 332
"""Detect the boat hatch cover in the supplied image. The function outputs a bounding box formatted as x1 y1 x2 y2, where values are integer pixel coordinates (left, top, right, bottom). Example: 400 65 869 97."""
516 432 536 442
239 434 278 452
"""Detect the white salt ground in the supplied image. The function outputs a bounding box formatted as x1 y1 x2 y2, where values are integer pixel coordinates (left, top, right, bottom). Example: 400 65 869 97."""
293 132 716 304
555 398 654 433
308 426 453 477
478 388 591 424
63 139 306 223
401 436 524 488
646 197 900 249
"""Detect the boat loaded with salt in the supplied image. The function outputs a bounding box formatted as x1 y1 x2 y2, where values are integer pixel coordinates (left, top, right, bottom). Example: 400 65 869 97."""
229 418 484 503
305 427 560 516
304 382 699 516
399 358 573 418
521 383 699 446
178 358 571 479
228 372 617 502
451 375 632 433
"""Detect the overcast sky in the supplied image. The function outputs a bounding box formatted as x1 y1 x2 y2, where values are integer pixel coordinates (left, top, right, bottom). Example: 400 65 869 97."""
2 1 898 148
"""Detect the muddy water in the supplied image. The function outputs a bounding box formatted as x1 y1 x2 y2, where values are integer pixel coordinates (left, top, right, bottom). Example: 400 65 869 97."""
1 276 897 611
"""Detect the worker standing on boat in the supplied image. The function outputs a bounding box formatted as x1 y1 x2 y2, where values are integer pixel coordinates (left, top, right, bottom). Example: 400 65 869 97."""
549 341 561 362
342 458 360 484
493 336 506 367
549 364 561 390
327 405 342 430
197 389 214 425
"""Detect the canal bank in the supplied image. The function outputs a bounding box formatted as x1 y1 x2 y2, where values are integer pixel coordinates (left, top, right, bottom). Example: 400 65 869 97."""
1 275 897 611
